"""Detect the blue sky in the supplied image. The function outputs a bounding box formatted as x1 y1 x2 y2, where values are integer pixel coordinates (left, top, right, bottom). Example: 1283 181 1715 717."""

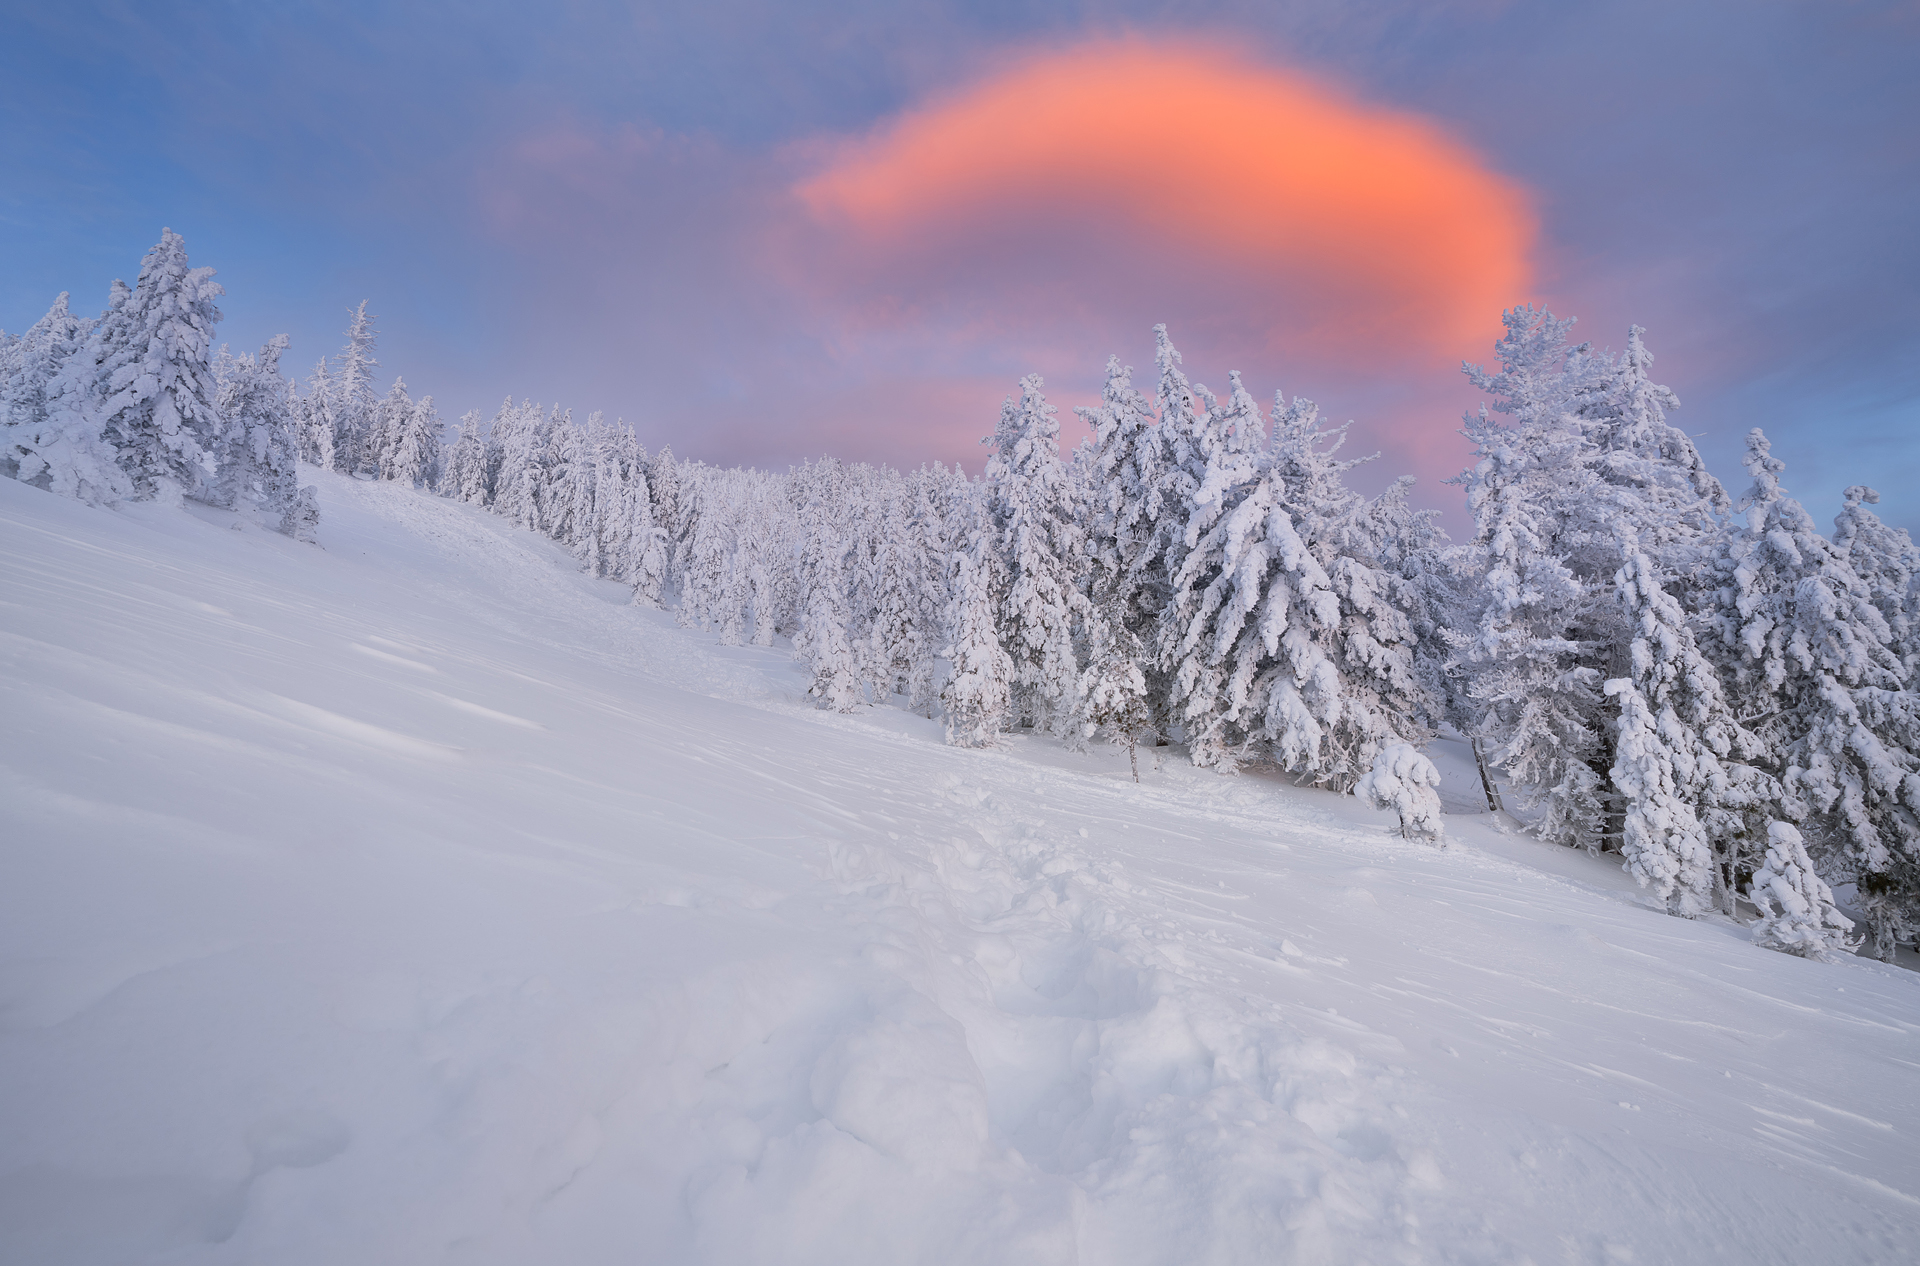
4 0 1916 533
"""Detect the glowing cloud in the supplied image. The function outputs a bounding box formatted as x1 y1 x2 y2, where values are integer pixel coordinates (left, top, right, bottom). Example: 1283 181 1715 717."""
796 38 1537 366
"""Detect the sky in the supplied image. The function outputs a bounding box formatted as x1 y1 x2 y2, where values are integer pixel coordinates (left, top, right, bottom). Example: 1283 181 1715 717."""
4 0 1917 534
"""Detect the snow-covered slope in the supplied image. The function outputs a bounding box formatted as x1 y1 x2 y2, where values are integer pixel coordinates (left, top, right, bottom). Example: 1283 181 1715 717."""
3 472 1917 1265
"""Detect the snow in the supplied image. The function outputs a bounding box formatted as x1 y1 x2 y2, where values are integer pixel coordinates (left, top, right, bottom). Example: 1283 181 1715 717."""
3 471 1919 1264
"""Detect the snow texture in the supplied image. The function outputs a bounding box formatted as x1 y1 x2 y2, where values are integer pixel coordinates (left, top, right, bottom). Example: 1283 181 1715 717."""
3 473 1918 1264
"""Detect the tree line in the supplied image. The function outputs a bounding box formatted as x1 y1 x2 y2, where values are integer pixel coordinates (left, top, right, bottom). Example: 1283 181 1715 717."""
5 232 1916 963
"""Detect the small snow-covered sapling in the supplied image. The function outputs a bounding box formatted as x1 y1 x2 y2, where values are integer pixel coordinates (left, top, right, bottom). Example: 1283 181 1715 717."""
1356 743 1446 844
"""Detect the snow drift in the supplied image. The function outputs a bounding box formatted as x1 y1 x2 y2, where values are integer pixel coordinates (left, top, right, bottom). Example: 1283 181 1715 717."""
2 473 1918 1263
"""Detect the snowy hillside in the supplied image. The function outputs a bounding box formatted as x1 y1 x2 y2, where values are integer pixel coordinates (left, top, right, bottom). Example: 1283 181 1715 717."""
3 472 1918 1264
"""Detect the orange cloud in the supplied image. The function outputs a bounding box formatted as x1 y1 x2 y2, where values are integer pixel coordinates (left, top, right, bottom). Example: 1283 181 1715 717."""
795 38 1536 364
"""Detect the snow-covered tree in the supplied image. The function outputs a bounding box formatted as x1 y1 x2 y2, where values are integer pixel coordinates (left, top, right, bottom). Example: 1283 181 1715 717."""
1709 429 1920 960
330 302 380 474
1080 352 1169 733
208 335 306 528
2 292 104 493
490 399 550 532
942 519 1013 746
441 411 491 504
293 359 337 470
1834 486 1920 689
387 393 443 488
1135 325 1215 639
794 493 864 711
1079 597 1152 778
902 464 964 714
282 486 320 543
863 485 938 703
1451 310 1725 852
1158 379 1432 784
647 445 685 577
982 374 1087 737
1267 390 1436 776
538 409 586 545
602 433 669 606
1604 549 1771 917
368 377 413 480
72 230 226 501
1356 744 1446 843
1748 822 1857 959
1079 354 1162 609
1162 442 1332 771
2 295 83 468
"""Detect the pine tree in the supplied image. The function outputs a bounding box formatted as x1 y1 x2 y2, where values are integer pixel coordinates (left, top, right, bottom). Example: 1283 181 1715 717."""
1079 596 1152 778
1833 486 1920 690
1158 381 1433 784
1163 446 1335 772
533 407 580 542
1452 310 1725 852
741 480 795 647
1604 549 1771 917
982 374 1087 737
281 486 321 543
331 301 380 474
1709 429 1920 960
1748 822 1858 959
794 474 865 710
899 466 959 714
647 444 685 579
208 334 303 524
1356 744 1447 843
490 399 550 531
83 230 227 501
942 519 1013 746
1267 390 1435 780
1080 352 1168 733
1451 309 1615 846
388 393 444 488
863 485 934 702
441 411 491 504
369 377 413 481
1159 372 1266 769
2 294 81 474
25 283 132 506
294 359 337 469
601 429 667 605
3 292 106 494
1135 325 1211 639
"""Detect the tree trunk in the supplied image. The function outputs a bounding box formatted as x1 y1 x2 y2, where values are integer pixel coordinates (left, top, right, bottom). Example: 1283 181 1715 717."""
1471 737 1505 814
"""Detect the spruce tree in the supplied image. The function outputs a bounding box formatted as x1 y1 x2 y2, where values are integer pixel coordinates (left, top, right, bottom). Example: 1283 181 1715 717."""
1452 311 1724 852
369 377 413 480
1080 352 1168 735
3 293 104 493
1709 429 1920 960
793 468 865 711
1605 552 1772 916
1749 823 1858 959
208 334 304 524
982 374 1087 737
441 411 492 504
332 302 380 474
83 230 226 501
1833 486 1920 690
1079 595 1152 778
389 393 444 488
294 359 337 469
942 518 1013 746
